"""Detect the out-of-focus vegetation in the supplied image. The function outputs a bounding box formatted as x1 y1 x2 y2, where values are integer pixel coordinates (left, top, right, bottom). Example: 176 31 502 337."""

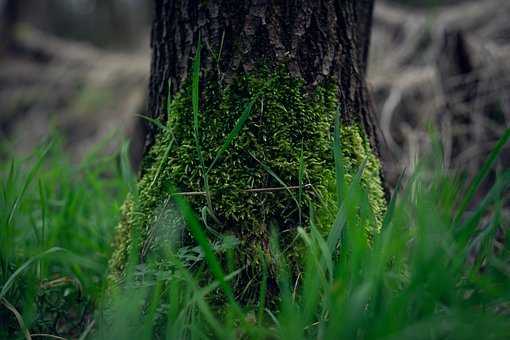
18 0 151 50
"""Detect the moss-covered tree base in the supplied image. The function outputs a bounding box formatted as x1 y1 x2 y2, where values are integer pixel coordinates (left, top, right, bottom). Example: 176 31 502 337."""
108 66 386 303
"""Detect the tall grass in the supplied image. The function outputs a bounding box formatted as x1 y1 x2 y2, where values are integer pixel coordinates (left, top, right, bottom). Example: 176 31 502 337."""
0 135 131 338
1 128 509 339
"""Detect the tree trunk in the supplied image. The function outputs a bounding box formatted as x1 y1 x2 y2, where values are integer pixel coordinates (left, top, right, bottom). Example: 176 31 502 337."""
110 0 386 304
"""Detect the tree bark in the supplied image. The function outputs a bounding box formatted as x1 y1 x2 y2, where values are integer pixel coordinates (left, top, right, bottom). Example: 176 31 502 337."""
110 0 385 304
145 0 378 152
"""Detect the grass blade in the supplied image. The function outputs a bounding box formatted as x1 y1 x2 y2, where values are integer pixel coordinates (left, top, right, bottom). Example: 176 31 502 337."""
381 168 406 229
7 141 52 227
136 114 172 133
333 109 345 209
453 128 510 224
0 247 65 300
172 192 240 314
298 143 305 226
207 98 256 173
327 157 369 254
248 151 301 213
192 41 201 139
148 136 175 191
1 297 31 340
190 39 216 218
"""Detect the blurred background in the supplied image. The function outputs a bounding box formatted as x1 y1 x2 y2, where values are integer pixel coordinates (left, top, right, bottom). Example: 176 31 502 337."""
0 0 509 189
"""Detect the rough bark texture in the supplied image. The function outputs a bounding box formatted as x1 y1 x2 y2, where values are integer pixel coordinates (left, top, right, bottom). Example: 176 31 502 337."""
146 0 378 155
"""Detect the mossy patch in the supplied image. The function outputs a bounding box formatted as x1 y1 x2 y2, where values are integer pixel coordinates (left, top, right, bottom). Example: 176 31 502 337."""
339 124 387 235
108 65 386 301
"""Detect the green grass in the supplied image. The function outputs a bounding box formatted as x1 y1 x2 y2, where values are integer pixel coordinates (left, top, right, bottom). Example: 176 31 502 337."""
0 135 131 338
1 127 509 339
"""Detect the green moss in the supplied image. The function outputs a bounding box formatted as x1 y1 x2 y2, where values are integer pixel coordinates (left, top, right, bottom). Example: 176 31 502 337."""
339 124 387 235
108 65 386 300
108 195 135 279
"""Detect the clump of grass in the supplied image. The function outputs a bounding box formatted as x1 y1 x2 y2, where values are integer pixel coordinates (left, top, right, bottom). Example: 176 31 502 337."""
0 135 132 338
1 128 509 339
